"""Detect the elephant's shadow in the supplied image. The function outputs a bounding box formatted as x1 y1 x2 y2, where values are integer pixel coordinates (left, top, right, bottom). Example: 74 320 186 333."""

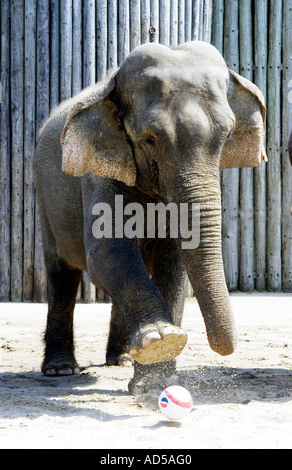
0 366 290 423
175 366 292 405
0 371 134 422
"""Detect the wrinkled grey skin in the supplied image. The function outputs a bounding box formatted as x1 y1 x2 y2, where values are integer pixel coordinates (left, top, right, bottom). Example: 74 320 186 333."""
34 41 266 393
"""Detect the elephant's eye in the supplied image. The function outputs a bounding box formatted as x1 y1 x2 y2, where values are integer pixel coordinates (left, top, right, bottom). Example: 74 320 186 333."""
145 136 156 147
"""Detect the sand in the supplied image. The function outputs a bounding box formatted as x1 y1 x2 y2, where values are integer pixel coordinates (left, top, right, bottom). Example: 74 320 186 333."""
0 293 291 449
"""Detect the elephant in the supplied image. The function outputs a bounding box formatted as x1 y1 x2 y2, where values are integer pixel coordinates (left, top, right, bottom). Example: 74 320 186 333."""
33 41 267 393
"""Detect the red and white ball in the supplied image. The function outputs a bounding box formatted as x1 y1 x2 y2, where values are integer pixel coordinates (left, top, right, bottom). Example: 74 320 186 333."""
158 385 193 421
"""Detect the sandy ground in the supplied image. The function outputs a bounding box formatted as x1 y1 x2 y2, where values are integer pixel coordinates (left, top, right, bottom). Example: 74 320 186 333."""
0 293 291 450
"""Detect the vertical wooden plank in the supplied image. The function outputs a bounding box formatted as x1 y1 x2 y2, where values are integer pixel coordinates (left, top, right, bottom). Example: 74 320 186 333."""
96 0 107 81
239 0 254 291
72 0 82 95
160 0 170 46
222 0 240 291
83 0 95 86
141 0 151 44
118 0 130 64
60 0 72 101
35 0 50 302
50 0 60 109
82 272 96 303
185 0 192 42
130 0 141 51
23 0 36 301
97 287 106 301
108 0 118 69
267 0 282 291
211 0 224 54
192 0 200 40
170 0 178 48
83 0 96 302
282 0 292 292
239 0 254 76
0 0 11 300
198 0 204 40
177 0 185 45
150 0 159 43
254 0 267 291
203 0 212 43
10 0 24 301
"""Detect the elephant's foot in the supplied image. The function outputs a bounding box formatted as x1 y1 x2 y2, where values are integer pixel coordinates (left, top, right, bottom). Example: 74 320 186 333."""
128 360 176 394
42 355 80 376
129 323 187 365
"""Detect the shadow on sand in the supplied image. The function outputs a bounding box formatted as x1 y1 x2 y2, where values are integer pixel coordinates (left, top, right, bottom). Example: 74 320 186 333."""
0 364 291 422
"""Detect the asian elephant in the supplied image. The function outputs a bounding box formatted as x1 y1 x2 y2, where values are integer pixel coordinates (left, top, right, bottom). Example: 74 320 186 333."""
34 41 267 393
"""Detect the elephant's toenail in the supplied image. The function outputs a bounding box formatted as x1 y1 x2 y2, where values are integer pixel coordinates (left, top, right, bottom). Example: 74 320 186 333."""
142 331 161 347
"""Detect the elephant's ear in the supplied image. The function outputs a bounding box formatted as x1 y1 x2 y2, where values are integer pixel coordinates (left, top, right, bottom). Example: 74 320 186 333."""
220 69 267 170
61 74 136 186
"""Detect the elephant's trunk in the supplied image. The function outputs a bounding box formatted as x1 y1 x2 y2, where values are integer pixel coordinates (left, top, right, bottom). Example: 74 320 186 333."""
170 169 237 356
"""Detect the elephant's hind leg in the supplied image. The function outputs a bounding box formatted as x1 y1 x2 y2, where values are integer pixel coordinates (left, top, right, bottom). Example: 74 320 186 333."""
42 256 82 376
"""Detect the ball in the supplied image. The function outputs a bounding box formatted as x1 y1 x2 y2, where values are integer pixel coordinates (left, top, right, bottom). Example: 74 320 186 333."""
158 385 193 421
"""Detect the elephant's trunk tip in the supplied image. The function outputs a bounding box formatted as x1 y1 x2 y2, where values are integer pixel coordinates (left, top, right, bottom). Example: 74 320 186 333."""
208 331 238 357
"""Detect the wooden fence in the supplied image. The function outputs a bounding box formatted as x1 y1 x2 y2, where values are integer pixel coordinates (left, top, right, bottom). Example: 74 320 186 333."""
0 0 291 302
212 0 292 293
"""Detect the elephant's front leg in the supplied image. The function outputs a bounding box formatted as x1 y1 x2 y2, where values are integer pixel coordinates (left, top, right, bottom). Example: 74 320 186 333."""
129 238 189 394
87 236 187 366
82 179 187 369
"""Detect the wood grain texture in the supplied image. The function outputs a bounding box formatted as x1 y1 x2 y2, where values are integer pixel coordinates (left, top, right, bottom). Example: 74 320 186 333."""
1 1 291 301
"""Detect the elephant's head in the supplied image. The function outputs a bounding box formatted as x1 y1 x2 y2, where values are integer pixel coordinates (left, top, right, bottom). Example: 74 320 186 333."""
61 42 267 357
